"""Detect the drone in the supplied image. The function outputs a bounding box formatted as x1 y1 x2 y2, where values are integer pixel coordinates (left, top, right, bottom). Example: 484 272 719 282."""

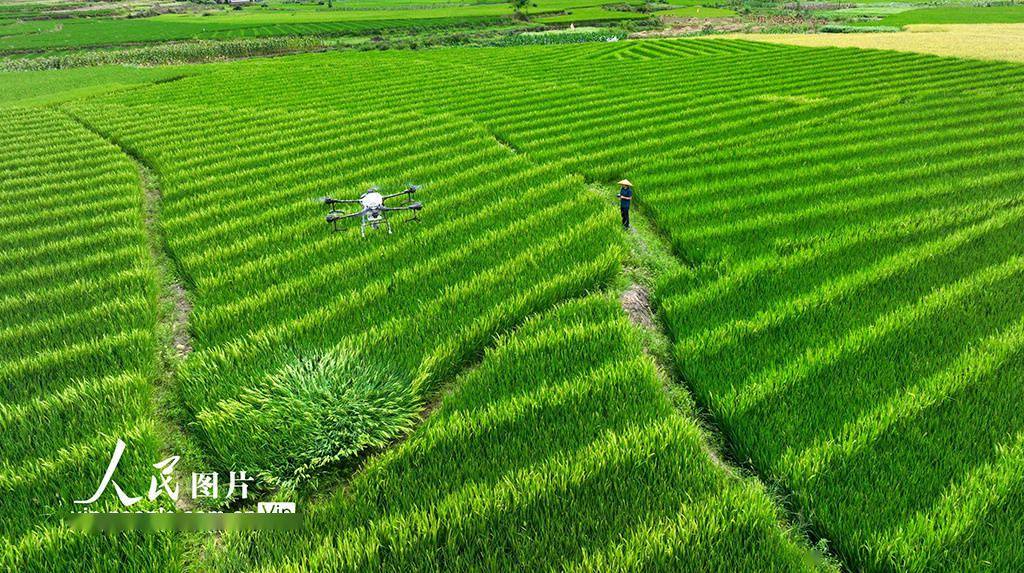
319 184 423 237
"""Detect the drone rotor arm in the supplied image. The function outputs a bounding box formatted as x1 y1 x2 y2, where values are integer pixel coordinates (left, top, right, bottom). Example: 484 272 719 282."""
381 185 419 201
321 197 362 206
326 209 366 223
381 202 422 212
380 190 411 201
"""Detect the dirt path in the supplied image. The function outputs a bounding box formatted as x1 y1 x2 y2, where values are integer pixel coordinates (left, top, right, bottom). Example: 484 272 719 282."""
63 110 202 515
601 184 838 568
137 164 193 361
619 283 655 330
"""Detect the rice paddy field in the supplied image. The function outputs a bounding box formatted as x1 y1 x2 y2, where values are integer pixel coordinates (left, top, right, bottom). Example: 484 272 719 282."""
874 5 1024 27
0 12 504 53
0 0 642 54
2 29 1024 573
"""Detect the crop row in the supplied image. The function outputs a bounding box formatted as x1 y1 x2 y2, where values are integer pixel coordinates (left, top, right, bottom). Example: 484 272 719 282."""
13 37 1024 570
458 42 1024 570
82 40 1024 569
66 96 624 493
208 296 820 571
312 40 1024 570
0 108 181 571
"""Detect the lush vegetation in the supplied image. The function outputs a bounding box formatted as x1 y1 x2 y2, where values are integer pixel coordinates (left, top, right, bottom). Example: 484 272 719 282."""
0 13 506 53
109 39 1020 570
65 74 624 494
875 5 1024 27
201 347 420 492
0 107 181 571
0 37 333 71
0 66 187 104
208 296 822 571
4 30 1024 572
657 6 735 18
0 0 651 54
536 6 650 24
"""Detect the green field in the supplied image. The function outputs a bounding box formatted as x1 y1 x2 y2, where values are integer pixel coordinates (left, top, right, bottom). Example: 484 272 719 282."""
0 65 187 104
3 31 1024 573
876 5 1024 27
208 296 822 571
0 106 182 571
0 0 652 54
536 6 649 24
0 12 505 52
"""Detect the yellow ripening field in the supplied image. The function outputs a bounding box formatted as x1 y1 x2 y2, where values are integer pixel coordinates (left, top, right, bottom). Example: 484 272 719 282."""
731 24 1024 63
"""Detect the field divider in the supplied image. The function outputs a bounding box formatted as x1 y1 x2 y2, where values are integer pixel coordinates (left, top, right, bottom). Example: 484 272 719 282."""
581 181 837 567
59 109 214 513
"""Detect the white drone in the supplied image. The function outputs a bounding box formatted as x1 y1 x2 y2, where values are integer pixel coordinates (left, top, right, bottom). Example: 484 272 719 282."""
319 185 422 237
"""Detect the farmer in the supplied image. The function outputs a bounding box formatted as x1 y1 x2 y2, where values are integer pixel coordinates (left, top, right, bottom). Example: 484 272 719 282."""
617 179 633 229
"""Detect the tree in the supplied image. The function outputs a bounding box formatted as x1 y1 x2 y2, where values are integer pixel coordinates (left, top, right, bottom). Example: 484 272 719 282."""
511 0 529 18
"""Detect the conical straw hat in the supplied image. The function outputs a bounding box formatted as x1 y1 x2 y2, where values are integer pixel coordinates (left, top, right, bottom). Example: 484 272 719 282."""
618 179 632 187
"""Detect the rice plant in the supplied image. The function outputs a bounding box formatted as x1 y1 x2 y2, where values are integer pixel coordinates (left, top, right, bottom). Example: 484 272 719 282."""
5 36 1024 571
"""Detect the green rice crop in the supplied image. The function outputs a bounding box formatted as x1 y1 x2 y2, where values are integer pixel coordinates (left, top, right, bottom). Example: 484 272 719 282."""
207 296 822 571
655 6 736 18
92 40 1021 569
0 13 508 53
5 34 1024 572
0 37 333 71
874 5 1024 27
197 346 420 492
535 6 649 24
64 87 624 491
0 65 189 105
0 107 182 571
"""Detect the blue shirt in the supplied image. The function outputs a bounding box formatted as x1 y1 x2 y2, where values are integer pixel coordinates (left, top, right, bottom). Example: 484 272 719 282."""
619 186 633 209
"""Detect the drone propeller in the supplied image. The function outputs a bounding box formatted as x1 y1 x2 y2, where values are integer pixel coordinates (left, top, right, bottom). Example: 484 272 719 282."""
381 184 419 201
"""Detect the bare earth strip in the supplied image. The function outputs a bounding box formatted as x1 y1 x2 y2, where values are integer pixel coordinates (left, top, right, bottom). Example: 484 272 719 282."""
727 24 1024 64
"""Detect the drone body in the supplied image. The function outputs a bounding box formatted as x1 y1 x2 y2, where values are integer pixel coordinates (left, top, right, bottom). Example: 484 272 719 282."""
320 185 422 237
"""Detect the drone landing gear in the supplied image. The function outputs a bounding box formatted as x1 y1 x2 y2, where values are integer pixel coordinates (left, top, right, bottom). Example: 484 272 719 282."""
360 214 393 238
398 197 421 224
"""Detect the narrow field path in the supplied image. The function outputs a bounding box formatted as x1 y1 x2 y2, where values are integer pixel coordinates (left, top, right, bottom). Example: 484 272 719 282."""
599 183 839 568
61 110 206 517
137 162 194 362
134 159 198 513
